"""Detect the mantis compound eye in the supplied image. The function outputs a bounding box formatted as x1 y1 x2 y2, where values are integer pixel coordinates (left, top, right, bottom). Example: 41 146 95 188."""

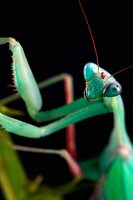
83 62 98 81
103 82 122 97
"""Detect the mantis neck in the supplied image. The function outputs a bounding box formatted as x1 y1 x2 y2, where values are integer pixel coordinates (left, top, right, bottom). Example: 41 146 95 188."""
110 95 132 147
99 95 132 172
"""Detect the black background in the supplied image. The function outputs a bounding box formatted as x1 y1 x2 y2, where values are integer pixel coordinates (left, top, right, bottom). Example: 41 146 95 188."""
0 0 133 199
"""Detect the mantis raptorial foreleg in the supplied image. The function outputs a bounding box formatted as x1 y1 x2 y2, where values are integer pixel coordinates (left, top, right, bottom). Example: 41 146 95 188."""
0 37 43 118
0 98 111 138
0 37 77 158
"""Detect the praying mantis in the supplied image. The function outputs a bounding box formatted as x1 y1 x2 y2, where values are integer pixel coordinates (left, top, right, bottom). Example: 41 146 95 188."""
0 0 133 200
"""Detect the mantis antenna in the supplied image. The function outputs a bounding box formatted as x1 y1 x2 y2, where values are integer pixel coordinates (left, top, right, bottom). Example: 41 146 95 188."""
108 64 133 79
78 0 100 69
78 1 133 79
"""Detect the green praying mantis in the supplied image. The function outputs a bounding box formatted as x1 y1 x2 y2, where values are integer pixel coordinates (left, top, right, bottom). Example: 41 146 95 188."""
0 37 132 199
0 1 133 200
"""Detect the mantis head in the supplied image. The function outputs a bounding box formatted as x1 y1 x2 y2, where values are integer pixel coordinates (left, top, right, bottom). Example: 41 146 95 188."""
83 62 122 101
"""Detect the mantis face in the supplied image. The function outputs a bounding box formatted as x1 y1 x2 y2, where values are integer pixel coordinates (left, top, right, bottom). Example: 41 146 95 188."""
83 62 122 101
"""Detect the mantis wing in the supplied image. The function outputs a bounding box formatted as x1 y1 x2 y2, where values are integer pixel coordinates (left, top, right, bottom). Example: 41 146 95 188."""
106 156 133 200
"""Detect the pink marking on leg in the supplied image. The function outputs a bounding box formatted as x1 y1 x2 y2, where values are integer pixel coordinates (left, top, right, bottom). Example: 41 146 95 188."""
118 144 131 159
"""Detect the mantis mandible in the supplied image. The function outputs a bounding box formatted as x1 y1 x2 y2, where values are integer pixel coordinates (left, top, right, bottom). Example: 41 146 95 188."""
0 1 132 199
